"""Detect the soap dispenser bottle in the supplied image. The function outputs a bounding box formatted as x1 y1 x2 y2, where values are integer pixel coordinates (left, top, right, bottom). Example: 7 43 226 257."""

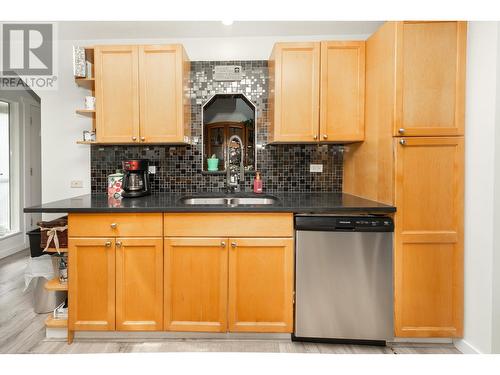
253 172 263 194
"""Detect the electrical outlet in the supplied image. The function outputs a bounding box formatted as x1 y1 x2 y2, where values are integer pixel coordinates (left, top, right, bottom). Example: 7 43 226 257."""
310 164 323 173
70 180 83 188
148 165 156 174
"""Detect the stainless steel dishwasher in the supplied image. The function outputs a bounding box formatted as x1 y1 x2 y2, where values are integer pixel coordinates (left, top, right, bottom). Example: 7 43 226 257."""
294 215 394 345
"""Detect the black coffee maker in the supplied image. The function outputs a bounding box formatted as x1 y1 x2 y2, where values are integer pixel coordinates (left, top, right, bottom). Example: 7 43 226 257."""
121 159 151 198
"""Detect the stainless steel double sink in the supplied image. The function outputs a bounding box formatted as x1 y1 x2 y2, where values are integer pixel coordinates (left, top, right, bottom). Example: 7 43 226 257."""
180 195 278 206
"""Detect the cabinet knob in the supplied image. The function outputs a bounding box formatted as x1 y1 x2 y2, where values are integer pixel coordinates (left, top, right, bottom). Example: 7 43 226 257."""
132 136 137 141
399 139 406 145
398 128 405 134
220 241 226 247
140 137 145 142
231 242 237 248
323 134 328 140
313 135 318 140
110 223 118 229
105 241 111 247
116 241 122 247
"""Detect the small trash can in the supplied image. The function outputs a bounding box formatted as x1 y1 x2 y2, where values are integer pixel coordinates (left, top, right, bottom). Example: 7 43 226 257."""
27 228 44 258
25 255 66 314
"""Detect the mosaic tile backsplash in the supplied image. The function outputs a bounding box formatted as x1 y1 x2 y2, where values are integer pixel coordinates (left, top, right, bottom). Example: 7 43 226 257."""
90 61 343 193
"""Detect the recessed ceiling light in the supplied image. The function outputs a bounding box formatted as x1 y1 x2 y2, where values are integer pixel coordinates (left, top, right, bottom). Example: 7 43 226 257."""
222 20 234 26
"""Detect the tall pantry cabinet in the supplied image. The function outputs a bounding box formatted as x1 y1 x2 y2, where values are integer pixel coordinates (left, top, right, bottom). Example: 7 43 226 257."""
343 21 466 338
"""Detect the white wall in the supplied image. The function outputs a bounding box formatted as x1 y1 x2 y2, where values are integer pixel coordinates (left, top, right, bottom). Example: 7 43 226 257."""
34 33 371 205
456 21 500 354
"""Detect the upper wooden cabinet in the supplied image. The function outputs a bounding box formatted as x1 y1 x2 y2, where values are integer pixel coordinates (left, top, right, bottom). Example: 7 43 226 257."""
320 41 365 142
269 41 365 143
139 45 190 143
95 46 140 143
269 42 320 143
394 137 464 337
395 21 467 136
95 44 190 144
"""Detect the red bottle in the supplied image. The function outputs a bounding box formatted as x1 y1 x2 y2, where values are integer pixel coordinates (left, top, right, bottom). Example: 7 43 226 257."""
253 172 263 194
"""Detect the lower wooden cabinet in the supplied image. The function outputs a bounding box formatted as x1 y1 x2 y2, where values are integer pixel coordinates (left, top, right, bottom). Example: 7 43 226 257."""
228 238 294 333
394 137 464 337
164 238 228 332
69 238 116 331
116 237 163 331
69 236 163 332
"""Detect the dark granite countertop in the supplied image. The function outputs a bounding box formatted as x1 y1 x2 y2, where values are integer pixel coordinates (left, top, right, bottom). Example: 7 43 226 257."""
24 192 395 214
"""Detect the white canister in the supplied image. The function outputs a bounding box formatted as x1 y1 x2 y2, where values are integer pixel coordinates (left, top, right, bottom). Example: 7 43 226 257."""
84 96 96 110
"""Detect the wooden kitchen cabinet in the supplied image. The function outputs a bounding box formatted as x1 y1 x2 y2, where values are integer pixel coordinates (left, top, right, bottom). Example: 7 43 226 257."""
228 238 294 333
68 237 116 331
164 238 228 332
116 237 163 331
268 41 365 143
68 213 164 333
320 41 365 142
268 42 320 143
139 45 190 143
94 44 190 144
95 45 140 143
395 21 467 137
394 137 464 337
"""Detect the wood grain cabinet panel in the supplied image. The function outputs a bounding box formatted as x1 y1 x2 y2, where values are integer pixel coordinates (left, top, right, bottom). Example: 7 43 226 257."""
139 45 187 143
395 21 467 136
69 238 115 331
95 45 140 143
394 137 464 337
320 41 365 142
69 213 162 237
164 238 228 332
268 42 320 143
228 238 294 333
116 237 163 331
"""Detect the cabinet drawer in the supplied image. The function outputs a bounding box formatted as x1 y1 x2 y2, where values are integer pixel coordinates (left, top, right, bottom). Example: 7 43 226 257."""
164 213 293 237
69 213 162 237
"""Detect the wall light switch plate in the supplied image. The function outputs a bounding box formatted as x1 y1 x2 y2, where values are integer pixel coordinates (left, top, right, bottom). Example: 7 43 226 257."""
148 165 156 174
310 164 323 173
70 180 83 188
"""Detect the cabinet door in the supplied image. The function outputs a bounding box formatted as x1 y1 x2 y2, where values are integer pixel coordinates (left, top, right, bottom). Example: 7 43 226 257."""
139 45 186 143
269 42 320 143
320 41 365 142
394 137 464 337
115 237 163 331
164 238 228 332
68 238 115 331
95 45 140 143
395 21 467 136
228 238 294 332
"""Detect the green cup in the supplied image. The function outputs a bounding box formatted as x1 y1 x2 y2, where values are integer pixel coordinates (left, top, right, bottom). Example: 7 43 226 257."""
207 158 219 171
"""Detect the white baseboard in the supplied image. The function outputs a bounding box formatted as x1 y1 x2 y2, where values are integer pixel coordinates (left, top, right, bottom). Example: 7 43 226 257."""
454 339 482 354
0 243 27 260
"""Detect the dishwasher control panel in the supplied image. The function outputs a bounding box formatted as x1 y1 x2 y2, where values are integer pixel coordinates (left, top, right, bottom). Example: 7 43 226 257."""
295 216 394 232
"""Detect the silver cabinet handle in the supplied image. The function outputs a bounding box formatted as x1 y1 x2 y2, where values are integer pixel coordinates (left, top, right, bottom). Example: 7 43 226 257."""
132 136 137 141
399 139 406 145
110 223 118 229
105 241 111 247
313 135 318 140
140 137 145 141
398 128 405 134
323 134 328 140
220 241 226 247
231 242 237 248
116 241 122 247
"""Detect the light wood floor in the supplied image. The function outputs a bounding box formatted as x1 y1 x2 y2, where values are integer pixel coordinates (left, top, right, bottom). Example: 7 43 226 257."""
0 250 461 355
